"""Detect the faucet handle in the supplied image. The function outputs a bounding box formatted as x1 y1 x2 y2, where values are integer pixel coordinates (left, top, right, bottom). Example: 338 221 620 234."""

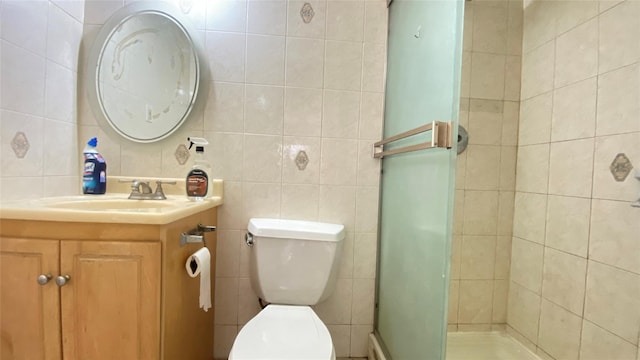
153 180 177 199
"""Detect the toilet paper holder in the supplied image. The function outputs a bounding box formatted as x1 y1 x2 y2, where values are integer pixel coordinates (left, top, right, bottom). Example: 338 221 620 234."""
180 224 216 247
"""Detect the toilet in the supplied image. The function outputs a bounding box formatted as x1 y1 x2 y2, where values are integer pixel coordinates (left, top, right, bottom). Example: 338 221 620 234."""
229 218 345 360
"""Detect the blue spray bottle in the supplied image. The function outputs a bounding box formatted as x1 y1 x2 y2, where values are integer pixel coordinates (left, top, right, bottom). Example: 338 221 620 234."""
82 137 107 194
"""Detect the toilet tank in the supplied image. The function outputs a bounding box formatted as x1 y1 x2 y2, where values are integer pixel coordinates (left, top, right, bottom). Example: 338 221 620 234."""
247 218 345 306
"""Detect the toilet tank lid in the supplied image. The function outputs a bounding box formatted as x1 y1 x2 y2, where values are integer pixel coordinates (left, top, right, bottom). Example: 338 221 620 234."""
248 218 345 242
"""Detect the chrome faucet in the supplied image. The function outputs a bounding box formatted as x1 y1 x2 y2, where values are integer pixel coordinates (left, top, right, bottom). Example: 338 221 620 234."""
122 179 176 200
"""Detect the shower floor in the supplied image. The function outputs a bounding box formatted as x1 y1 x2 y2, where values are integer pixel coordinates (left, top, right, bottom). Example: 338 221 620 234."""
446 332 541 360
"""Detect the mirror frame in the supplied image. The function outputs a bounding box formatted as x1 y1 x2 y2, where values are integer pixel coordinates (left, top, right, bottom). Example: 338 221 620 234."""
85 1 206 143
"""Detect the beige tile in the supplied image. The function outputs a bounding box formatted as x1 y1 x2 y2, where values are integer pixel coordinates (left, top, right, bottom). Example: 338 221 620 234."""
215 230 242 278
217 181 244 230
324 40 362 91
580 320 638 360
458 324 492 332
44 61 75 123
519 92 552 146
504 56 522 101
359 92 384 140
497 191 515 236
495 235 512 279
451 234 462 281
325 0 364 42
214 277 239 325
516 144 550 194
242 135 282 182
363 0 388 45
592 133 640 202
521 41 555 100
596 63 640 136
584 261 640 344
356 140 380 187
598 0 640 74
351 279 375 325
453 190 465 235
313 278 353 324
362 43 386 93
506 1 523 56
1 0 48 55
492 279 508 323
537 299 583 360
205 32 246 83
319 139 358 186
44 176 79 198
43 121 76 176
449 280 460 324
213 325 238 360
461 51 471 99
206 0 247 32
350 325 373 358
280 184 320 221
590 199 640 274
510 237 544 293
1 41 46 116
241 182 281 225
555 18 598 88
237 278 262 325
522 0 556 52
285 37 325 89
457 150 467 190
244 85 284 135
542 248 587 315
207 132 243 181
205 82 244 132
469 100 503 146
473 6 508 54
460 236 496 280
120 142 162 177
246 35 285 86
554 0 598 35
507 282 541 343
322 90 360 139
502 101 520 146
355 186 379 233
353 233 377 279
470 53 506 100
326 325 351 357
463 191 499 235
463 4 474 52
337 232 354 279
318 185 356 231
282 136 321 184
545 195 590 257
548 138 594 197
551 77 597 142
287 0 326 39
458 280 494 324
513 192 547 244
465 145 501 190
499 147 517 190
247 0 286 35
284 87 322 137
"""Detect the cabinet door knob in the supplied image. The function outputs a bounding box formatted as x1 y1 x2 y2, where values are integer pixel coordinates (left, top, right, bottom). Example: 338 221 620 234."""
56 275 71 286
37 274 52 285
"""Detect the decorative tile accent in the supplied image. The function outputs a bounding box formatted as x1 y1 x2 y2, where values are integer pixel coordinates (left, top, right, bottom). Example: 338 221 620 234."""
175 144 190 165
295 150 309 170
609 153 633 182
300 3 315 24
11 132 30 159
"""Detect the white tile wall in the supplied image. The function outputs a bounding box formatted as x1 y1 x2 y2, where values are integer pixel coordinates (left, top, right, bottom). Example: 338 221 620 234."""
0 0 83 201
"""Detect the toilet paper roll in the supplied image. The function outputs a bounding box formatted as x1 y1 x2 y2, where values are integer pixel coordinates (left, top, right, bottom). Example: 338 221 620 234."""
185 247 212 312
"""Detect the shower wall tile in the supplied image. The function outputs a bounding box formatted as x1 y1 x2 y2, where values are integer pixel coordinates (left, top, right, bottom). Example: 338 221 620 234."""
551 77 597 142
545 195 590 257
463 190 499 235
507 282 541 342
460 236 497 280
513 192 547 244
541 248 587 315
554 18 598 88
510 237 543 294
596 63 640 136
521 41 554 100
519 91 552 146
464 145 500 190
473 5 508 54
522 0 556 52
548 138 594 198
579 320 639 360
515 143 550 194
458 280 494 324
470 53 506 100
598 0 640 74
537 299 583 360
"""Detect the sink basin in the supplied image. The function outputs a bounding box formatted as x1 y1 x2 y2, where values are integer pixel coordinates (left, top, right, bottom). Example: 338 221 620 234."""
47 199 175 211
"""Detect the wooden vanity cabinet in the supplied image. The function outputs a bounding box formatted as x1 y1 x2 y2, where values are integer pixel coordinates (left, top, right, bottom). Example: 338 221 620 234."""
0 207 217 360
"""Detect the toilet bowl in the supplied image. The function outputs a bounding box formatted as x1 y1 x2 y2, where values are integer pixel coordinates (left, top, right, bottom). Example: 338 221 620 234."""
229 305 335 360
228 218 344 360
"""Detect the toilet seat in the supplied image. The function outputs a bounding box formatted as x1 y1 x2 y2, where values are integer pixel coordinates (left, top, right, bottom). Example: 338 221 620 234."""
229 305 335 360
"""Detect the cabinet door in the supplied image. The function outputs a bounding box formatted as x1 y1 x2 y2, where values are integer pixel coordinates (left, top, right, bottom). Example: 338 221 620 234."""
60 241 160 360
0 238 61 360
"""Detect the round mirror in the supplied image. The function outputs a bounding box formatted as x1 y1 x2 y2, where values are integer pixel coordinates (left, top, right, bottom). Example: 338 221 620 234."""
86 3 202 143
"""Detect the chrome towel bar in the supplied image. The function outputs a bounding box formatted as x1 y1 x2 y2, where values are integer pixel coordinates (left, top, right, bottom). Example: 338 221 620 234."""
373 121 453 159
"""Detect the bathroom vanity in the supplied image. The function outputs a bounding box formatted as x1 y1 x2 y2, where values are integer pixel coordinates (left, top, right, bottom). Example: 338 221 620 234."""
0 179 222 360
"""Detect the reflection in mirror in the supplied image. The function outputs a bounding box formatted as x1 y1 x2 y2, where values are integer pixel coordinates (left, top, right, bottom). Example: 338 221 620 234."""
87 3 203 143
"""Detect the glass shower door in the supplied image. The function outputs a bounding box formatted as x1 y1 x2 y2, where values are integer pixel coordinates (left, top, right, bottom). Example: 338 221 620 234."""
374 0 464 359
